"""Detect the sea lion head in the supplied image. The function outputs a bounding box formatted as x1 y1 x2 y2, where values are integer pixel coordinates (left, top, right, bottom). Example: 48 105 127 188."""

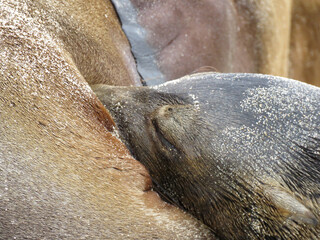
93 73 320 239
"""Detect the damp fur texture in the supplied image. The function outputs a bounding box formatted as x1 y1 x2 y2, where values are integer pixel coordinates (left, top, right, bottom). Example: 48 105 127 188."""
94 73 320 239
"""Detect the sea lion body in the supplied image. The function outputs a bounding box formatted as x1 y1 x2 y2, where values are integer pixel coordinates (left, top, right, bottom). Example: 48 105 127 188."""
93 73 320 239
0 1 214 239
112 0 320 87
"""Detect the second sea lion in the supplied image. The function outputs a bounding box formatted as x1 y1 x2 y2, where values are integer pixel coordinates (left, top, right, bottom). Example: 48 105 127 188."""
93 73 320 239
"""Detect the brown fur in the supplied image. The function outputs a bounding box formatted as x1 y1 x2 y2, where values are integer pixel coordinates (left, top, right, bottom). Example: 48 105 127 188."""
289 0 320 86
246 0 292 77
29 0 141 86
2 0 319 238
0 0 214 238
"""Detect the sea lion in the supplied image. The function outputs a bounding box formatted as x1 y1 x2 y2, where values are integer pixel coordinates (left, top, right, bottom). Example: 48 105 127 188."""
111 0 292 83
112 0 320 87
93 73 320 239
0 0 214 239
290 0 320 86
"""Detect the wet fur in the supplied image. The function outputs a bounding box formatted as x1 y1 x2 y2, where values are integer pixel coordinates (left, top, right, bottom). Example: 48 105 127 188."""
94 73 320 239
0 1 214 239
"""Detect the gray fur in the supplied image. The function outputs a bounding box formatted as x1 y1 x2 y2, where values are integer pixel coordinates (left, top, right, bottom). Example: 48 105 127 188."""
94 73 320 239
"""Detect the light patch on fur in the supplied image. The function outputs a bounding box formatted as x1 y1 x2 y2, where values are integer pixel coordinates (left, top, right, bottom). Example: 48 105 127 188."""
0 0 93 99
241 77 320 144
218 74 320 174
151 72 218 89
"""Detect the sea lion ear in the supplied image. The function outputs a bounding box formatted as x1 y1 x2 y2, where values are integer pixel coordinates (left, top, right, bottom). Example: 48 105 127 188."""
264 186 318 226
